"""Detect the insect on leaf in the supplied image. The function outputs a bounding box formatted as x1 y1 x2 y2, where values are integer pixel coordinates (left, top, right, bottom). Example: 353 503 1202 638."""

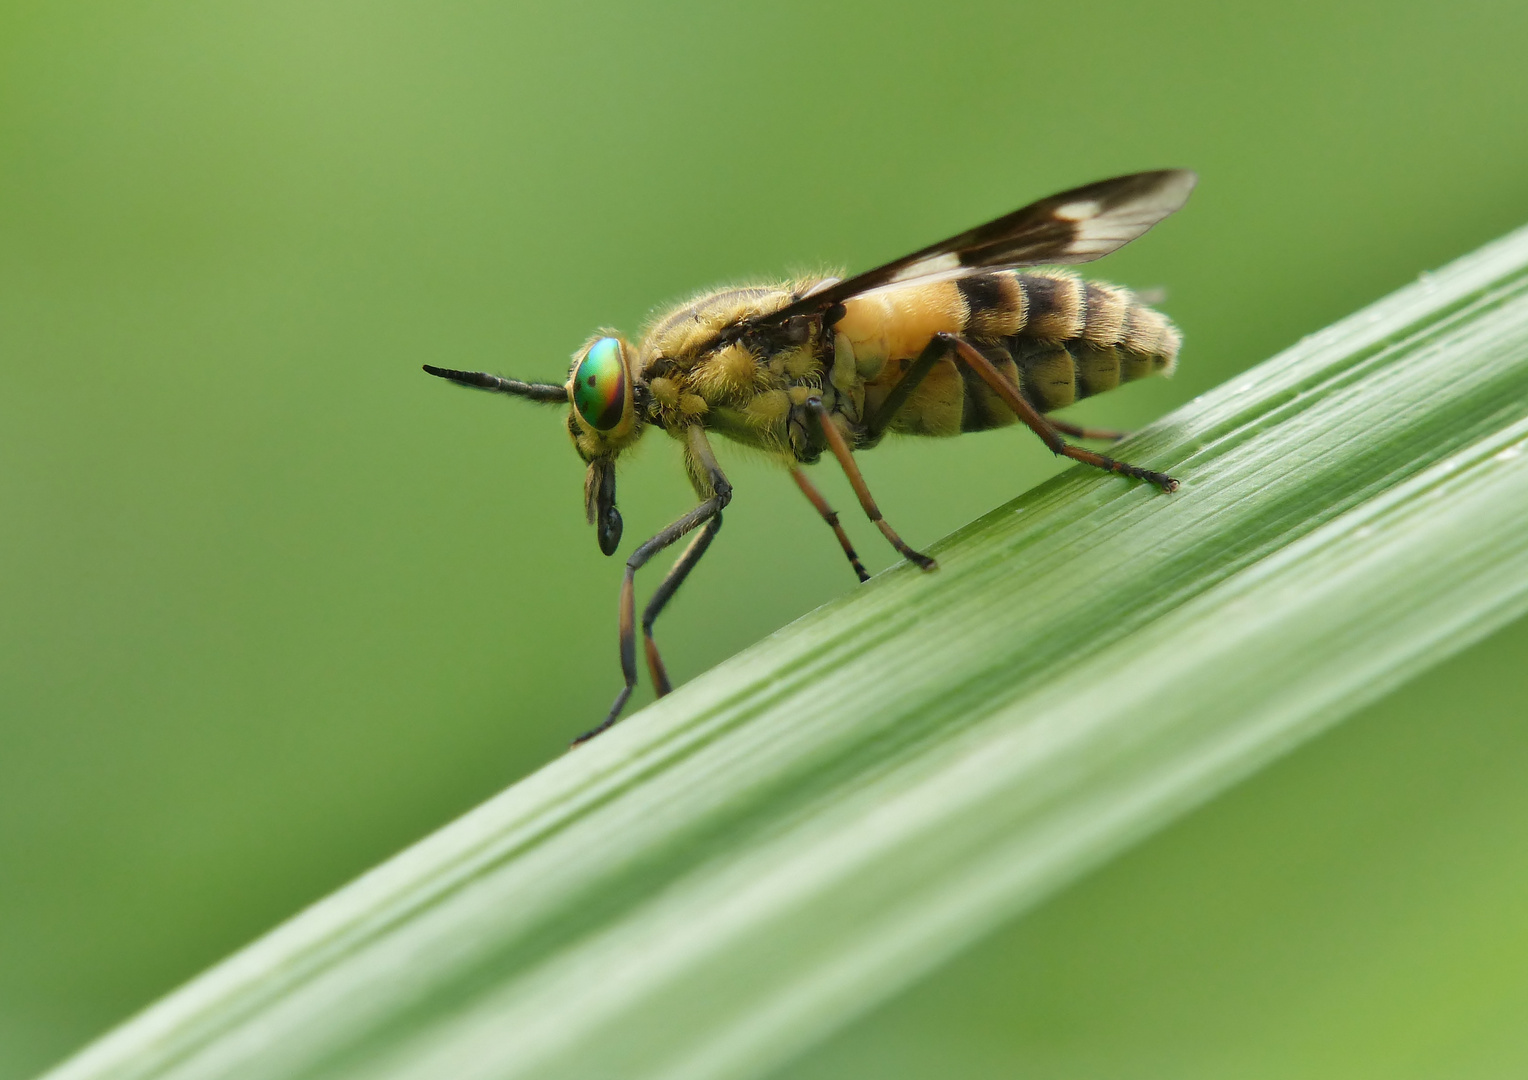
47 223 1528 1080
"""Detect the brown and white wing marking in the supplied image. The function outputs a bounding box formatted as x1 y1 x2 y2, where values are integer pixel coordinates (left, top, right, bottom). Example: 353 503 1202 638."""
760 170 1196 325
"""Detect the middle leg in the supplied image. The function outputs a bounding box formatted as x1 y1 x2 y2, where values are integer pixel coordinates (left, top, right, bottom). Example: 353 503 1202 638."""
805 396 936 572
790 466 870 582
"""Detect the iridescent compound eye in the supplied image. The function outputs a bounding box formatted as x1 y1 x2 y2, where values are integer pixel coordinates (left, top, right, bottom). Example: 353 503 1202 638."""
572 337 628 431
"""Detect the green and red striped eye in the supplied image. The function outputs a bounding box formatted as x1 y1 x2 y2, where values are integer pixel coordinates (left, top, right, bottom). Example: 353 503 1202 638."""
572 337 628 431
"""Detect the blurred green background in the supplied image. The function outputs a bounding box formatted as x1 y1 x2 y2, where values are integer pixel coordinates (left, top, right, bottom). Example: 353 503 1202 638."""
3 1 1527 1077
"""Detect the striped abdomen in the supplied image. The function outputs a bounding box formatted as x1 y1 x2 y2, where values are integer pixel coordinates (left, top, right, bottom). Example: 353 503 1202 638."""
838 269 1180 438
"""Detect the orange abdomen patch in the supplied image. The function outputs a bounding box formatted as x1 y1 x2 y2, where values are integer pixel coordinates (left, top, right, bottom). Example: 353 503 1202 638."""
836 282 968 371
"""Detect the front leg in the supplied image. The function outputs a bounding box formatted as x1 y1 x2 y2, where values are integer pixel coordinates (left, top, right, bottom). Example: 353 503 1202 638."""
639 513 723 697
573 427 732 745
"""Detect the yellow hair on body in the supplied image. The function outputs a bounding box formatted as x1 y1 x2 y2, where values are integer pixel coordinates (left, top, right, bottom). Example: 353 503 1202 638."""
688 342 767 402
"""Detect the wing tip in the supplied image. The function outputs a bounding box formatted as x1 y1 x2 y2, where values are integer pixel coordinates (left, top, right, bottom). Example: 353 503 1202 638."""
1145 168 1199 206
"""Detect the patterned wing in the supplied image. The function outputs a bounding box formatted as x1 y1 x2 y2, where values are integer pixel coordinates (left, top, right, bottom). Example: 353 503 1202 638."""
758 170 1196 325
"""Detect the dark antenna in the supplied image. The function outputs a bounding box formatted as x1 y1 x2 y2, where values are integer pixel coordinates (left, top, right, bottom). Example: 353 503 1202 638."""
422 365 567 403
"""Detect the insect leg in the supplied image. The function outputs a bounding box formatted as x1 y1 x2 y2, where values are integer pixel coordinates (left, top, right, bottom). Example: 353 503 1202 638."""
572 493 728 745
640 513 723 697
790 467 870 582
574 427 732 745
865 338 1126 443
938 333 1179 491
805 397 936 571
863 335 950 439
1045 418 1128 442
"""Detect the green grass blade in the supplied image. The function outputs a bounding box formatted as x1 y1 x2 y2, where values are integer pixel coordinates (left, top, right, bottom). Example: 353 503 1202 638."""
45 225 1528 1080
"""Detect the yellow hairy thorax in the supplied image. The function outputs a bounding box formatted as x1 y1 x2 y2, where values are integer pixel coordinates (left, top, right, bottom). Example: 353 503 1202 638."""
638 285 795 368
636 281 833 454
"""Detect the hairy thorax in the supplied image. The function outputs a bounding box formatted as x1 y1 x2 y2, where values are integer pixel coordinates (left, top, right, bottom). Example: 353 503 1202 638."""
636 281 844 462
